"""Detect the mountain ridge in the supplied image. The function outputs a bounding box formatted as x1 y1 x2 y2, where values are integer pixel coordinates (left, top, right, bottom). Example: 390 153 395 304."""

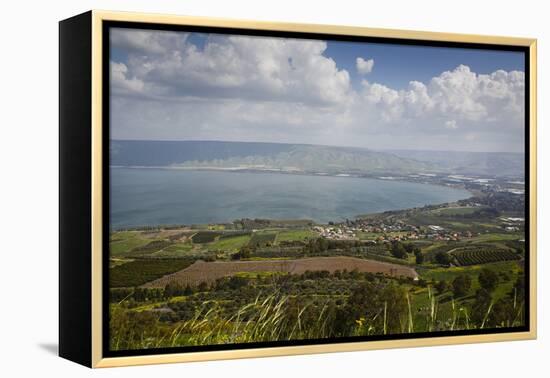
110 140 524 177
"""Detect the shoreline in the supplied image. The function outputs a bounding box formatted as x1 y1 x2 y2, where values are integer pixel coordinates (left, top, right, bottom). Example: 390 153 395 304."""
110 164 476 190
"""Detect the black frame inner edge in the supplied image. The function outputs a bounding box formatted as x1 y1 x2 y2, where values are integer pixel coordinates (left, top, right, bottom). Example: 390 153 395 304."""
101 20 531 358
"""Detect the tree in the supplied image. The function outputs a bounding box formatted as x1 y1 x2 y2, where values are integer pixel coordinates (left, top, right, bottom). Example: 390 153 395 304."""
183 284 194 296
164 281 183 298
404 243 415 253
318 237 329 251
490 297 515 327
390 241 408 259
435 252 451 266
232 246 253 260
435 280 448 295
197 281 209 292
414 249 424 264
513 274 525 302
226 275 248 290
478 268 499 292
471 288 492 325
133 287 147 302
378 284 409 333
337 282 409 336
452 274 472 297
109 308 161 350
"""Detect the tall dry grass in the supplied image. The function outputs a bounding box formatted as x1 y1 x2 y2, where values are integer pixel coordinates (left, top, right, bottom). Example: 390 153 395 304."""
110 286 525 350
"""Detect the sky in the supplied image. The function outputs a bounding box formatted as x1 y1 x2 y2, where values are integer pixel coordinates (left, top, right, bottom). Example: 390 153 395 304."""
109 27 526 153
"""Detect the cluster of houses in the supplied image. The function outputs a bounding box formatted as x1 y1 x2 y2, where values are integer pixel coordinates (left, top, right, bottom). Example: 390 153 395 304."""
314 220 474 242
313 226 356 240
500 216 525 232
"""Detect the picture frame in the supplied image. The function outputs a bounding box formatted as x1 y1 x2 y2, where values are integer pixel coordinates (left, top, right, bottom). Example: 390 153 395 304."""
59 10 537 368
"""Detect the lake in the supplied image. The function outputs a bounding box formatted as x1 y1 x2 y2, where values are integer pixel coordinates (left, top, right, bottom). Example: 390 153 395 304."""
110 168 471 228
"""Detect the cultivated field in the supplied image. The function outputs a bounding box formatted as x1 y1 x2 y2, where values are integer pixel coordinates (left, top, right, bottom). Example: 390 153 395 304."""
143 256 418 287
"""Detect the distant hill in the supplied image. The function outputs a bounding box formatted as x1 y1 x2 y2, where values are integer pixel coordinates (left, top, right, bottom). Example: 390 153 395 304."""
111 140 436 175
387 149 524 177
110 140 523 177
110 140 295 166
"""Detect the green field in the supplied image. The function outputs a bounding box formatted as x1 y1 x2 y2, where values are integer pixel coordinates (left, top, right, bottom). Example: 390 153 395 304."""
276 229 316 242
151 242 194 257
110 232 151 256
207 234 251 252
468 233 523 243
432 206 484 216
109 258 133 268
191 231 221 244
248 232 278 247
130 240 173 256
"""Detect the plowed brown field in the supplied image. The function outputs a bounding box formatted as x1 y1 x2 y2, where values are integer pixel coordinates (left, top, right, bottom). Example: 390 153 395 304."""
142 256 418 288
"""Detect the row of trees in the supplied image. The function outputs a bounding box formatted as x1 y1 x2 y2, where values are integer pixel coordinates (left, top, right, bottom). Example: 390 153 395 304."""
112 264 513 310
230 237 444 266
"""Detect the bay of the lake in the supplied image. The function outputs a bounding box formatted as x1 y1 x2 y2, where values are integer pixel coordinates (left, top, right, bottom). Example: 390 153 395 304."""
110 168 471 228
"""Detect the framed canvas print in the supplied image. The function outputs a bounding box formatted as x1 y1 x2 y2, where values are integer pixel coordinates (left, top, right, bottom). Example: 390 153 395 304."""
59 10 537 368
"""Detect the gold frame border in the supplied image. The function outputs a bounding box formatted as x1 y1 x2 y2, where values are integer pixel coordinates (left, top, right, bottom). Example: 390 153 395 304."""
90 10 537 368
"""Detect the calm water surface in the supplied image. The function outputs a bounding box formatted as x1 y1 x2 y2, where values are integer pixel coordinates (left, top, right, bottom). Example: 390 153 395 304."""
110 168 471 228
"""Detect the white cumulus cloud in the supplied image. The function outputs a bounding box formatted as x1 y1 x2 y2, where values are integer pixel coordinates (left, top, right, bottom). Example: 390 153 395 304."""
110 28 352 106
356 57 374 75
359 64 524 129
445 120 458 129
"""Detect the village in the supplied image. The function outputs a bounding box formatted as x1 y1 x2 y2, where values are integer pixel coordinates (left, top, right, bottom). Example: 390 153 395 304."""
313 201 524 244
314 220 467 243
